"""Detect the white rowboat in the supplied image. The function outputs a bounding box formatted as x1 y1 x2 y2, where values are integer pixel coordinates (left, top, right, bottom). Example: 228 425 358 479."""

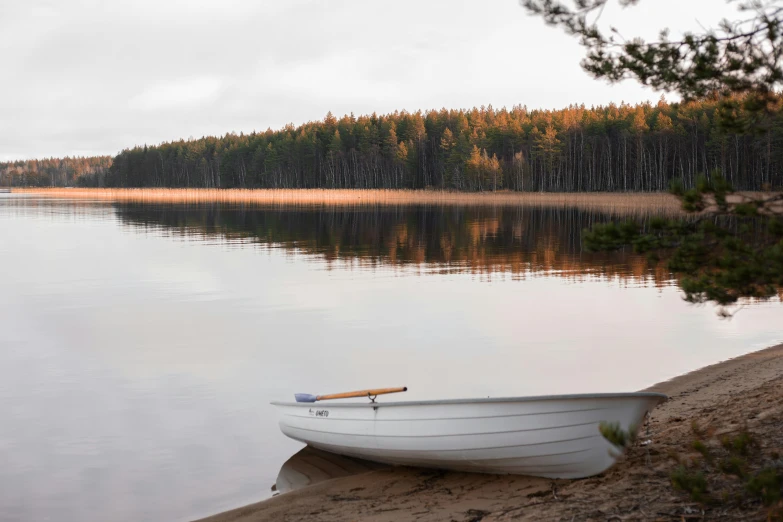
271 392 667 479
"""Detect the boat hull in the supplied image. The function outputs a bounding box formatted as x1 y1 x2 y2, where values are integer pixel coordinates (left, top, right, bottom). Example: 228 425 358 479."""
271 393 667 479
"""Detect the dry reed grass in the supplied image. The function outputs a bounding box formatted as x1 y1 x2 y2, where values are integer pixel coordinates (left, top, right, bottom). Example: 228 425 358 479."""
14 188 684 215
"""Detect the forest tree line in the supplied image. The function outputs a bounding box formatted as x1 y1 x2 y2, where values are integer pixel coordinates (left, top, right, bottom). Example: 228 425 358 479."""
0 156 112 187
5 96 783 192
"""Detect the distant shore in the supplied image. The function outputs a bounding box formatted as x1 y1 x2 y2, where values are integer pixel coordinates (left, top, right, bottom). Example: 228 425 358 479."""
196 343 783 522
11 188 683 214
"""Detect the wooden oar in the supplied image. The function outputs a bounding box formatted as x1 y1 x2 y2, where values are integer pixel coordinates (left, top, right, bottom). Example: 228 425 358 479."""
295 387 407 403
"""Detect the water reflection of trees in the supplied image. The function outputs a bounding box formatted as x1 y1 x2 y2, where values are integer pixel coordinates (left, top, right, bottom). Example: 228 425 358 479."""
115 203 676 285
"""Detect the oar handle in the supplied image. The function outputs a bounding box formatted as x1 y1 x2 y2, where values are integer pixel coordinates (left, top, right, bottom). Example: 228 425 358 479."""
317 387 407 401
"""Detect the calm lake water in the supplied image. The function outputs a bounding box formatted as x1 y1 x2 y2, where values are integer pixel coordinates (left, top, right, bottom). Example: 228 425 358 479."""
0 194 780 522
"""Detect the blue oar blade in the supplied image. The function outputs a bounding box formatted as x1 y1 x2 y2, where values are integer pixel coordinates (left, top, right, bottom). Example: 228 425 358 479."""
295 393 318 403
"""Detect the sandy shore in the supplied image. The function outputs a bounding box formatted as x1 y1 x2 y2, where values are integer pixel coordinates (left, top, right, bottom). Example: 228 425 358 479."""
198 344 783 521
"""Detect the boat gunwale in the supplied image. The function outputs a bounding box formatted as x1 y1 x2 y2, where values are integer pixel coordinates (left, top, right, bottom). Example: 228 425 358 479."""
270 392 668 409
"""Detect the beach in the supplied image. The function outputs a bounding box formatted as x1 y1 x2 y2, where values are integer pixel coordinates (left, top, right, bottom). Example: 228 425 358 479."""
198 343 783 521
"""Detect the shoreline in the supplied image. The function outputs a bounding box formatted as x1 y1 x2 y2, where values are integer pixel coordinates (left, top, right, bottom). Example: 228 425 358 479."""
10 188 683 214
196 343 783 521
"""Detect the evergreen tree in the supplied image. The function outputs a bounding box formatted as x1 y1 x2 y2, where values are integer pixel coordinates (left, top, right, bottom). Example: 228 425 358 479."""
522 0 783 310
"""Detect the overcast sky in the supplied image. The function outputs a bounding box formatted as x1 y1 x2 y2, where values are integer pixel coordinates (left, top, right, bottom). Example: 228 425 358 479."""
1 0 739 161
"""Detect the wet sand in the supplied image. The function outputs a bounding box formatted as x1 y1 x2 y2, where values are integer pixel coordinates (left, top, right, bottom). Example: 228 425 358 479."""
197 344 783 521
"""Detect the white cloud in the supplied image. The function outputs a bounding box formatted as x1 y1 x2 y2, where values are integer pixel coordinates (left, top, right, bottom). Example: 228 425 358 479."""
130 77 225 111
